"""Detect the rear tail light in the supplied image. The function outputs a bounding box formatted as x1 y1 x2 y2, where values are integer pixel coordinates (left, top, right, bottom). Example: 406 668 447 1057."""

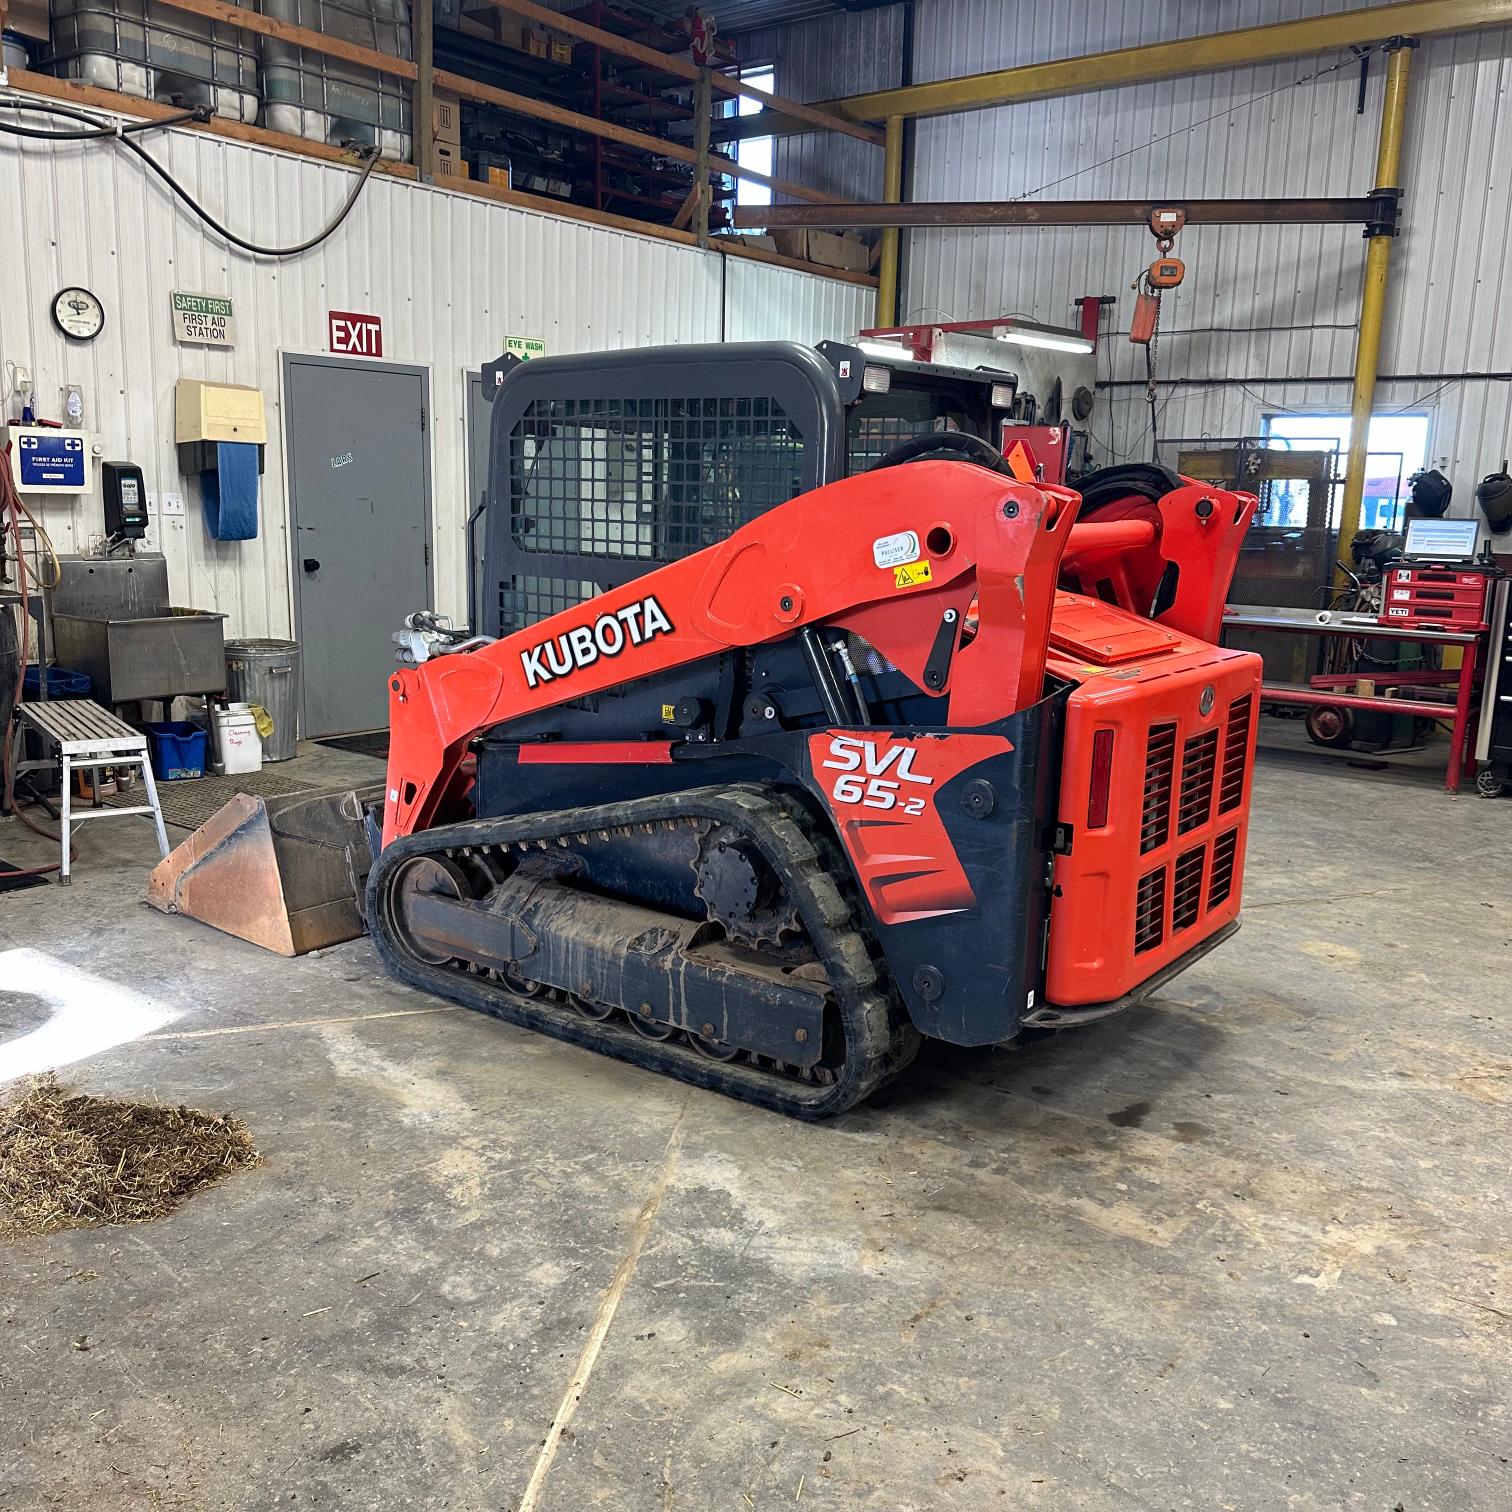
1087 728 1115 828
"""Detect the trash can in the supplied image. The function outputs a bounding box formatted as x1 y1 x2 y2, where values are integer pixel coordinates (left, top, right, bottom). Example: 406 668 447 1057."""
224 638 302 761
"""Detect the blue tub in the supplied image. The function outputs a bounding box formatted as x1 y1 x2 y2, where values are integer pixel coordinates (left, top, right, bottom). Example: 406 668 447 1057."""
23 666 93 700
145 721 208 781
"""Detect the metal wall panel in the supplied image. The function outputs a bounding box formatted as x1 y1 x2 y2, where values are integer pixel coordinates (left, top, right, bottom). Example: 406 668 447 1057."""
892 0 1512 490
1 123 866 637
740 6 901 203
723 256 876 344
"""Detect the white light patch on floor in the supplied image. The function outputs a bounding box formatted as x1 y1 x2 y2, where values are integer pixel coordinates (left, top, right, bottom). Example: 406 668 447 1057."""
0 948 179 1084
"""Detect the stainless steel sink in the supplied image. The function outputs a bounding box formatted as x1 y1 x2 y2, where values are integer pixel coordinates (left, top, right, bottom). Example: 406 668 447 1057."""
50 607 228 705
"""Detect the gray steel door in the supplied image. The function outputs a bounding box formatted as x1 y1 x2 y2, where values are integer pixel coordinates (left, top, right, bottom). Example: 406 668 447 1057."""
284 355 432 738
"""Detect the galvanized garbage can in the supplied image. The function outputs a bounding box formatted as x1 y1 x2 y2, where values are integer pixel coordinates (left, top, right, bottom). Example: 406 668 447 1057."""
224 639 302 761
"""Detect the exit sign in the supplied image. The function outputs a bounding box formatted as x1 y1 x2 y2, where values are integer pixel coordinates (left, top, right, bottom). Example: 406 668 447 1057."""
328 309 383 357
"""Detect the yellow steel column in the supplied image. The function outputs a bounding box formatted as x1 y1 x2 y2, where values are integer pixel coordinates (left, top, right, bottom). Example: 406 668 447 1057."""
876 115 904 325
1338 39 1414 577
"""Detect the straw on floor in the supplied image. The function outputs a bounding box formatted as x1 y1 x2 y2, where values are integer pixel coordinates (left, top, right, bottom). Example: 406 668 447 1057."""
0 1076 260 1238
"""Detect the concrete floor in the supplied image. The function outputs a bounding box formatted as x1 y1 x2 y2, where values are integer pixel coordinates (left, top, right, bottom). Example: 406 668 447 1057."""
1 734 1508 1511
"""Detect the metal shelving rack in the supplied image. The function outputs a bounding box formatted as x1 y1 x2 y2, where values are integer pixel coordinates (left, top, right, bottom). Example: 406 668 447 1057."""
568 1 737 227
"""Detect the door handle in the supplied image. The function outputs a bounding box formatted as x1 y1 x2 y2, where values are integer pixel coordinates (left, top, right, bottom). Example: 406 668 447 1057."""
303 558 321 574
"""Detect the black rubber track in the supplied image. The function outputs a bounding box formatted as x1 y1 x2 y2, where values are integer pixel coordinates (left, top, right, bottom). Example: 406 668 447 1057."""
366 784 922 1119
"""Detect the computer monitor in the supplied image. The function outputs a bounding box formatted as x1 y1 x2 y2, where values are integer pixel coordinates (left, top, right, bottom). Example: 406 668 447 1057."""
1404 516 1481 562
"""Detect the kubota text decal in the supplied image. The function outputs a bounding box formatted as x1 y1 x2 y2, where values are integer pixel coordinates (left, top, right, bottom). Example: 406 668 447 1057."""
520 594 674 689
808 732 1012 924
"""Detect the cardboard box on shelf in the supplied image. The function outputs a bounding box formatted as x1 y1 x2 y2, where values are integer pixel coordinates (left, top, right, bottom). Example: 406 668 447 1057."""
806 229 870 272
766 228 870 272
433 142 470 182
768 228 809 261
488 166 512 189
549 36 574 65
432 89 461 145
724 234 777 253
525 29 549 59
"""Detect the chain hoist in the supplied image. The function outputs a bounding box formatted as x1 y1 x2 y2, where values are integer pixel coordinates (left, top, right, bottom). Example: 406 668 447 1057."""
1129 208 1186 457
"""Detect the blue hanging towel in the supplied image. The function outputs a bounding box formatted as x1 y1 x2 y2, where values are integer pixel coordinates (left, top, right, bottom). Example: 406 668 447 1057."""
202 441 259 540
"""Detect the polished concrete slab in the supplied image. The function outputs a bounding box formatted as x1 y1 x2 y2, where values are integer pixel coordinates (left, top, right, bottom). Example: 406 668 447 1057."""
1 738 1508 1510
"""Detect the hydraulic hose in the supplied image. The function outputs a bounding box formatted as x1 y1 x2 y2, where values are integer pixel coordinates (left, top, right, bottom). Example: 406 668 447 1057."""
0 100 200 139
0 98 381 257
867 429 1015 476
0 452 69 878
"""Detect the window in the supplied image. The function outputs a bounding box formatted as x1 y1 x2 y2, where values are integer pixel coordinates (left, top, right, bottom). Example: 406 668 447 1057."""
847 388 976 472
1261 412 1430 532
732 65 774 214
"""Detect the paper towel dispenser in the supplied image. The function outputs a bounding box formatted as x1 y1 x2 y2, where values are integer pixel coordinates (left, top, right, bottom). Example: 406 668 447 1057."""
175 380 267 474
175 380 263 540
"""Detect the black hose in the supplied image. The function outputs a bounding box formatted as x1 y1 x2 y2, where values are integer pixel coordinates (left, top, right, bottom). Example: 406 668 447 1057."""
867 430 1014 476
0 102 201 139
0 98 381 257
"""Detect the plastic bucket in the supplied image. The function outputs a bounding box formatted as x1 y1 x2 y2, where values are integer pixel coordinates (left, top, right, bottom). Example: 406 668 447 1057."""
212 706 263 775
146 721 208 781
224 638 301 761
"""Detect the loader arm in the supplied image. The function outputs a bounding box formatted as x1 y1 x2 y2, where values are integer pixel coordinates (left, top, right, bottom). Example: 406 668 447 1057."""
1058 476 1258 641
383 461 1077 845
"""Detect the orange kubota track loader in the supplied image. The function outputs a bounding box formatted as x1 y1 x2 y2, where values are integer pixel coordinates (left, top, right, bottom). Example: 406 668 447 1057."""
364 343 1260 1119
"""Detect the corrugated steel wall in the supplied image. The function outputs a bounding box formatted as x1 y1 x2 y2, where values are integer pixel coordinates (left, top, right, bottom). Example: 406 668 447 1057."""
899 0 1512 486
1 124 874 637
740 6 901 202
724 255 875 341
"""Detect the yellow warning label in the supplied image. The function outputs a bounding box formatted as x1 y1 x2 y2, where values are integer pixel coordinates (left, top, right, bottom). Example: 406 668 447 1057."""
661 703 677 722
893 559 933 589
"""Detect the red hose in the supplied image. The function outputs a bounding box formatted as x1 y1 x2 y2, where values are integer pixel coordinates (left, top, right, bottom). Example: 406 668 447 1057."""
1 447 69 879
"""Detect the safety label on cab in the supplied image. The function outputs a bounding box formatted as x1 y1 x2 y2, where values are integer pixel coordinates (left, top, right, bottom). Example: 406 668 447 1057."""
893 559 932 588
872 529 919 569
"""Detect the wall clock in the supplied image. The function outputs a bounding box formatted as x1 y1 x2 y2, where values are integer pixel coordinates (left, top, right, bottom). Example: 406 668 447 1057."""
52 286 105 342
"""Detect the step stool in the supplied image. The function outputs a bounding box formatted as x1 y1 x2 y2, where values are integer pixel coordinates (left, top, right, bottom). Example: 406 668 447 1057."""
11 700 170 884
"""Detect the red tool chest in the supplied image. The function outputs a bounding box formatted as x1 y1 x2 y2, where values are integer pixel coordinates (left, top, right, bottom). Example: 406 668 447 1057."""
1379 565 1493 631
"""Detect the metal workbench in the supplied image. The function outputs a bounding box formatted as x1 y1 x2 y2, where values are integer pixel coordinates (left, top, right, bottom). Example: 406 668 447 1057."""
1220 604 1484 794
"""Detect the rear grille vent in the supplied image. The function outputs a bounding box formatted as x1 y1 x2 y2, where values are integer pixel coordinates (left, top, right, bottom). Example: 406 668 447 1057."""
1134 868 1166 954
1177 729 1219 835
1172 846 1206 932
1140 723 1177 854
1219 695 1253 814
1208 829 1239 908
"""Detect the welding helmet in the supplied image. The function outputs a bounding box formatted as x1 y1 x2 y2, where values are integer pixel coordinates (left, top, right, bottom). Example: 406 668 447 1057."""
1408 468 1452 517
1477 470 1512 534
